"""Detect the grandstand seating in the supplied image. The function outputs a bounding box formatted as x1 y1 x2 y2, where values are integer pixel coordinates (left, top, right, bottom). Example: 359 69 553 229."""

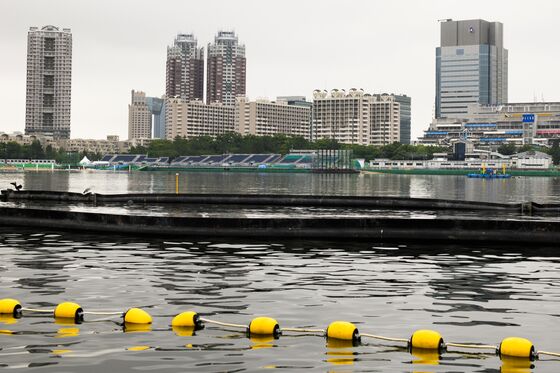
225 154 250 164
201 155 228 164
182 155 208 164
245 154 279 164
277 154 304 163
112 155 139 163
99 153 315 168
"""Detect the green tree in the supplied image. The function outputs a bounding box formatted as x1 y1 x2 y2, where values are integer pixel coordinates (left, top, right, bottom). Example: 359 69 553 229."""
6 142 23 159
549 140 560 165
497 143 517 156
29 140 45 159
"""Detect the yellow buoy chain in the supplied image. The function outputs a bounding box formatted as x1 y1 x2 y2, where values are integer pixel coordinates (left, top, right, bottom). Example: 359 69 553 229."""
198 317 246 329
1 298 559 362
361 333 409 343
281 327 326 334
446 342 497 350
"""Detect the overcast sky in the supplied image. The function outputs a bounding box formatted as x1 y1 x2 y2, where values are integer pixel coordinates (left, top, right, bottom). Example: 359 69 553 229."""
1 0 559 141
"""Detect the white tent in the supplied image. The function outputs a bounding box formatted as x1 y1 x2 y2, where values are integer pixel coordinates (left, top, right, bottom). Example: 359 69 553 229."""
78 156 91 166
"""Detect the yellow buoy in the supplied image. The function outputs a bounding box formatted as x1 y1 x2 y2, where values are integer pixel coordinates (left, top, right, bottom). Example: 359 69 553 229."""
127 345 150 351
250 335 275 350
172 325 196 337
326 321 360 342
327 338 356 349
499 337 535 360
0 299 21 316
56 327 80 338
123 308 152 324
54 302 83 322
0 314 18 325
410 347 440 365
123 323 152 333
409 330 444 350
248 317 279 336
171 311 199 327
500 355 534 373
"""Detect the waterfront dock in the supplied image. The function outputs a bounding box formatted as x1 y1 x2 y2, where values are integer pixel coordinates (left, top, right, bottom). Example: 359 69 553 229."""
1 189 559 244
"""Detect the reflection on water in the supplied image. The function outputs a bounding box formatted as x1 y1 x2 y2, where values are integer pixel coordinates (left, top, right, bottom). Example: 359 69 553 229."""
0 171 559 203
1 229 560 371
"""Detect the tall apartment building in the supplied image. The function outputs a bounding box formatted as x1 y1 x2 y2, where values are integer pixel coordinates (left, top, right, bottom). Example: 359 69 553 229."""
25 26 72 139
236 97 312 139
128 91 152 140
207 31 246 106
312 89 403 146
128 90 166 140
370 94 402 146
436 19 508 118
165 98 235 140
165 34 204 101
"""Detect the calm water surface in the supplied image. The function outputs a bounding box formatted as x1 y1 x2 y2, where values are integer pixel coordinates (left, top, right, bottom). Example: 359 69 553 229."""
1 170 560 203
1 230 560 372
1 172 560 372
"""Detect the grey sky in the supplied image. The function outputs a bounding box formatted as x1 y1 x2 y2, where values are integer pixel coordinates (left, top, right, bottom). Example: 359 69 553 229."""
1 0 559 141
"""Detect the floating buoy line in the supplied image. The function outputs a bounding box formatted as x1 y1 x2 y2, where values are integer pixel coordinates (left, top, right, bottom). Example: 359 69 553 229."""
2 298 560 364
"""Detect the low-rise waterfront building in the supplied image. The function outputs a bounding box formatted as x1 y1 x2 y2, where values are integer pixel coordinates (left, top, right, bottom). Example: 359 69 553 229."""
0 132 59 149
420 102 560 148
235 96 312 139
312 89 406 146
368 150 552 170
0 132 154 155
165 97 235 140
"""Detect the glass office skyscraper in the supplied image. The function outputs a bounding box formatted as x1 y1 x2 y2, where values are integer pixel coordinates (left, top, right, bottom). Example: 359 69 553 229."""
435 19 508 119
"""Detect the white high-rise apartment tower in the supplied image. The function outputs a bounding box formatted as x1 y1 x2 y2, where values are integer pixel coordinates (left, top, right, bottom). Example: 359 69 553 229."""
25 26 72 139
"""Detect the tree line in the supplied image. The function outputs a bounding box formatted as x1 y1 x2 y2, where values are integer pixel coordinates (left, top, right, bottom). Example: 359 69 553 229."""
0 140 102 164
2 134 559 164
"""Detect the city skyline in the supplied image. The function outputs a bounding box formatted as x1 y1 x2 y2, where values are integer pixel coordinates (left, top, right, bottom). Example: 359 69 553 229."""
2 0 560 141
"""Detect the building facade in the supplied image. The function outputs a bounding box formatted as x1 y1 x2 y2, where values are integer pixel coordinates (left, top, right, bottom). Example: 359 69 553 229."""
395 95 411 144
0 133 152 155
25 26 72 139
236 97 312 139
147 96 165 139
128 91 152 140
165 34 204 101
165 98 235 140
207 31 246 106
420 102 560 148
370 94 402 146
128 91 166 140
312 89 403 146
436 19 508 118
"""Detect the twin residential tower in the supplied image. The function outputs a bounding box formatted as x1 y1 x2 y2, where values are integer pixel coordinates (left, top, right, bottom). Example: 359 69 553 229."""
164 31 246 105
